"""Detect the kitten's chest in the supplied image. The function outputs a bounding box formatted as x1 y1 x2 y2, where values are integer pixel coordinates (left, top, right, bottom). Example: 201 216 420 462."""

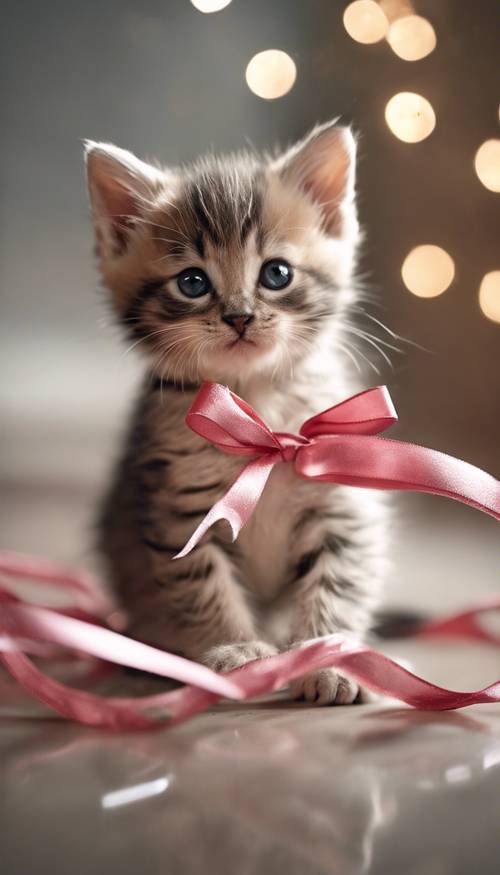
236 462 300 599
235 394 333 600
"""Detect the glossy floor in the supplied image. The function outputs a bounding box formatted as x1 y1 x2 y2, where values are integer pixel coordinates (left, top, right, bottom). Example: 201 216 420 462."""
1 667 500 875
1 484 499 874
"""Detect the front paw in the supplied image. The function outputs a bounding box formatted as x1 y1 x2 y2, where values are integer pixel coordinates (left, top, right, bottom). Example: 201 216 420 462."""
290 668 360 706
202 641 278 673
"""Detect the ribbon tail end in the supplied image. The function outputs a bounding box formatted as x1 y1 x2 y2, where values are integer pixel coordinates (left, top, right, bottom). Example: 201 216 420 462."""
173 507 243 560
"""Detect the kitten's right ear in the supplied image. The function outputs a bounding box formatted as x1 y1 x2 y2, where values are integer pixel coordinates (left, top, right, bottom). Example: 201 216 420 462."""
84 141 164 257
270 120 357 239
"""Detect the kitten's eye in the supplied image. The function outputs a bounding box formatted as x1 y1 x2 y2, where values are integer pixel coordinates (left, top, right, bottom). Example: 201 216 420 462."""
177 267 211 298
259 259 293 291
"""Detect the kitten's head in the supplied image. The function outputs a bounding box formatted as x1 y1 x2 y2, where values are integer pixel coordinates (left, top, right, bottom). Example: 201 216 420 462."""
85 121 359 386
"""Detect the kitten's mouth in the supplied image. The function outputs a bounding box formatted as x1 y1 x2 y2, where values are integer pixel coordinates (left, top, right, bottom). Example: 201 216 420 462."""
226 336 256 349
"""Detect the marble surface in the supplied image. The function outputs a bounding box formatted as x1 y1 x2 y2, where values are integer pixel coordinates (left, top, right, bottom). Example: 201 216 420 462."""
1 474 499 874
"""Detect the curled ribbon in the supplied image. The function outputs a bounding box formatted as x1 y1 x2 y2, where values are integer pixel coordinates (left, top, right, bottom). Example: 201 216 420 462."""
0 553 499 730
176 383 500 557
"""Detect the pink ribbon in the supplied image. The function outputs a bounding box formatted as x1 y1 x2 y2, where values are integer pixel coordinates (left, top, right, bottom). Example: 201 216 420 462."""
0 552 499 730
0 385 499 730
175 383 500 557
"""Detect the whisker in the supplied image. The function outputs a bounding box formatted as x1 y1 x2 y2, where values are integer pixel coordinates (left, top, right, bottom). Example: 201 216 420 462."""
357 331 403 355
344 326 394 368
341 337 381 375
344 324 403 355
336 343 362 373
355 309 432 354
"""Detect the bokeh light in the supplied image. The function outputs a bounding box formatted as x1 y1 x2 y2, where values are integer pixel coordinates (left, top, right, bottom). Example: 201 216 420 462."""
387 15 436 61
401 246 455 298
343 1 388 44
190 0 232 12
385 92 436 142
245 50 296 100
474 139 500 192
479 271 500 323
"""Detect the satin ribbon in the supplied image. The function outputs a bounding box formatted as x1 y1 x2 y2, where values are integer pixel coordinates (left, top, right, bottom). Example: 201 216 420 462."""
0 385 498 730
0 552 499 730
175 383 500 557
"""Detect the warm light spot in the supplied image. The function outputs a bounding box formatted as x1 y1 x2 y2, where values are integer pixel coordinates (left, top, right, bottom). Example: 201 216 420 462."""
343 1 388 44
474 139 500 193
245 50 296 100
190 0 232 12
387 15 436 61
479 271 500 323
385 92 435 142
401 246 455 298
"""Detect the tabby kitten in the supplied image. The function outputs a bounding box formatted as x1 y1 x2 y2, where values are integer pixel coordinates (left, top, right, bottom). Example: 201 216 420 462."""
86 120 387 705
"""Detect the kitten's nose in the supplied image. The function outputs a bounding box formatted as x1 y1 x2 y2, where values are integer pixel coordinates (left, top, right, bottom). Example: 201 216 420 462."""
221 312 255 336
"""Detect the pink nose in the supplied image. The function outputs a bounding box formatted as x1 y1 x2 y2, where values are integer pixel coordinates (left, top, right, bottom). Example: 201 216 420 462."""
222 312 255 336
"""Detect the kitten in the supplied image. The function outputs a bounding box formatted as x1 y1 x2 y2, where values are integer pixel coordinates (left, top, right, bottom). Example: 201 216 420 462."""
85 120 388 705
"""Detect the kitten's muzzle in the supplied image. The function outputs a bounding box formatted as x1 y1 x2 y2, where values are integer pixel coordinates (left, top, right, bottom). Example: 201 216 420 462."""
221 311 255 337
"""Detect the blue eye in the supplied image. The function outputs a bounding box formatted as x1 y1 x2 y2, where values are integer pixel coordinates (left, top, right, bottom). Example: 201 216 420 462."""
177 267 211 298
259 259 293 291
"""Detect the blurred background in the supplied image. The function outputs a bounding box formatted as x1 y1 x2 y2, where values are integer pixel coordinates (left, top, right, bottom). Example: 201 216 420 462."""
1 0 498 607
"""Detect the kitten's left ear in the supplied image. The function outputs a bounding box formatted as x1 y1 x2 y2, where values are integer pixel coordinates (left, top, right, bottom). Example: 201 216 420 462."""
84 141 166 258
271 120 357 238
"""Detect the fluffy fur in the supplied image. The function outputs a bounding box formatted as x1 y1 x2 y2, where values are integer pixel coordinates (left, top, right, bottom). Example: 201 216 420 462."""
86 121 388 704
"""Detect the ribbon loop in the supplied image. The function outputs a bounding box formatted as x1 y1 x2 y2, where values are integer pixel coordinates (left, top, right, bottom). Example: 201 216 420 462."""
185 382 281 456
300 385 398 438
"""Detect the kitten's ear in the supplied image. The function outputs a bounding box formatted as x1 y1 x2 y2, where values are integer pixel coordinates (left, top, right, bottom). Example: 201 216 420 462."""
84 141 164 257
271 120 357 237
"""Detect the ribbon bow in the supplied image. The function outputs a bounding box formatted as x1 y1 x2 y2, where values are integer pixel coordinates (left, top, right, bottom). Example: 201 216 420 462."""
176 383 500 558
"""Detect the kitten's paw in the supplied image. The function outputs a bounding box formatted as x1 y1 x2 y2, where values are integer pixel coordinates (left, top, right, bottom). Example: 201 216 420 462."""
290 668 360 706
202 641 278 673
